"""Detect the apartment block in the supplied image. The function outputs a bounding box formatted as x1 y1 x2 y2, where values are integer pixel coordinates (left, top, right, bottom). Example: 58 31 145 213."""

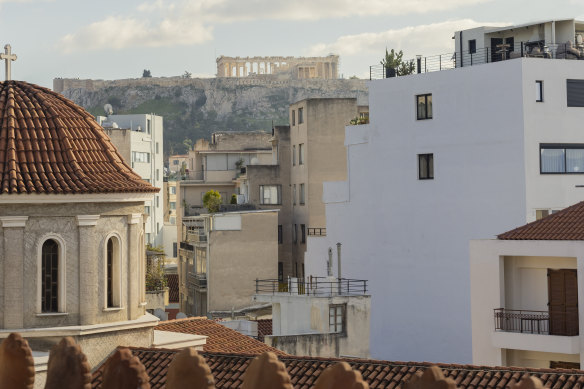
305 21 584 363
100 114 164 246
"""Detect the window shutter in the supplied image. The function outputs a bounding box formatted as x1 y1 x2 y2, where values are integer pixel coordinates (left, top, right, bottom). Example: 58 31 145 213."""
567 79 584 107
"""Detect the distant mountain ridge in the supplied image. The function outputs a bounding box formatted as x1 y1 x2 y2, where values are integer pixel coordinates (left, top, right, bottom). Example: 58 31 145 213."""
55 76 369 156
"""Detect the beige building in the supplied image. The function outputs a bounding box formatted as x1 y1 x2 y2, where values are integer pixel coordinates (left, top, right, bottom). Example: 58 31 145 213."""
289 98 368 275
234 126 293 279
169 154 189 175
162 180 178 260
176 131 272 223
179 210 278 317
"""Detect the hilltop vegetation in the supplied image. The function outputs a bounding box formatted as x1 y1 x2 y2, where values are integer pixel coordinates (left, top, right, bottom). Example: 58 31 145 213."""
63 77 368 156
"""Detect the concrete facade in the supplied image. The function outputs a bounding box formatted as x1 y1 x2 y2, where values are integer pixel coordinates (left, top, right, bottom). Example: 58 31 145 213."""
255 293 370 358
234 126 294 279
216 55 339 79
304 58 584 363
178 210 278 317
470 239 584 368
0 195 159 373
100 114 164 247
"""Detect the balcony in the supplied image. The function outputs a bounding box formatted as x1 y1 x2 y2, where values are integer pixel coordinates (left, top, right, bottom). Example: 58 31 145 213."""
370 40 584 80
186 231 207 243
179 242 194 251
307 228 326 237
255 276 368 297
494 308 579 336
188 273 207 290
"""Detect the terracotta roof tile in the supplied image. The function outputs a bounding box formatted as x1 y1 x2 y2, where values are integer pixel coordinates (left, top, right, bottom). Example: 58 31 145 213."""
256 319 272 342
91 350 584 389
155 317 285 355
0 80 158 195
498 201 584 240
164 274 179 303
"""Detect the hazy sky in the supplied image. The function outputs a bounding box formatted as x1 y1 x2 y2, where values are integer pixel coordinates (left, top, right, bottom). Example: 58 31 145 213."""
1 0 583 88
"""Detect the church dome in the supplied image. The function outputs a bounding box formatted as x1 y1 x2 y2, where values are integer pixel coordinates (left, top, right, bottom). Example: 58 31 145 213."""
0 80 158 194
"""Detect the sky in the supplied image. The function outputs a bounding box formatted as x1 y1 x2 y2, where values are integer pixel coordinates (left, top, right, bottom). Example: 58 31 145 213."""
0 0 584 88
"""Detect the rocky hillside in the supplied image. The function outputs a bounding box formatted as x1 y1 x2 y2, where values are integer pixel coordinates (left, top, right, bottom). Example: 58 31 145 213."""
59 76 368 156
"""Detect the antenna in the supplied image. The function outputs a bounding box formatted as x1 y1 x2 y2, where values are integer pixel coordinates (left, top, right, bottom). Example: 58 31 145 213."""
103 103 113 116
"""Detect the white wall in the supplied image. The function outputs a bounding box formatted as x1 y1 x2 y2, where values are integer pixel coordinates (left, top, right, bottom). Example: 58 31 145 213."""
306 59 584 363
470 239 584 367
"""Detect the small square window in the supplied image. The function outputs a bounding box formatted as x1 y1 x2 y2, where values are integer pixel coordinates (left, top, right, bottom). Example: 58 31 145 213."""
536 80 543 102
418 154 434 180
416 94 432 120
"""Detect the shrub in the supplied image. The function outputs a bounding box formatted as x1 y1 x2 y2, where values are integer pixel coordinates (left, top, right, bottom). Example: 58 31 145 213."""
203 190 222 213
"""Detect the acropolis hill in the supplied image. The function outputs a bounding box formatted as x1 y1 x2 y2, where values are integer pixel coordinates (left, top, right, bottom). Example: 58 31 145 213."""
53 55 368 155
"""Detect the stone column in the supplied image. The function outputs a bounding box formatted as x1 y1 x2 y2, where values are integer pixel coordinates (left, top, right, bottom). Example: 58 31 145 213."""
1 216 28 328
127 213 142 320
77 215 100 325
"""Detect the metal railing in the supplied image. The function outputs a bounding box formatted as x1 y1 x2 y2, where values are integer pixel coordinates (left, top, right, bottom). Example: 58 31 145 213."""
370 40 584 80
307 228 326 237
494 308 579 336
186 231 207 243
180 242 194 251
256 276 368 297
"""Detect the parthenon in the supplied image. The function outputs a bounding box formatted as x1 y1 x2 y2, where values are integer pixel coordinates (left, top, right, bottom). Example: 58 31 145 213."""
216 55 339 79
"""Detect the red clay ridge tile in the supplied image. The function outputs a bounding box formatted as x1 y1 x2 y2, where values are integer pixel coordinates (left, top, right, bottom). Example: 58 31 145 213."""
0 80 158 195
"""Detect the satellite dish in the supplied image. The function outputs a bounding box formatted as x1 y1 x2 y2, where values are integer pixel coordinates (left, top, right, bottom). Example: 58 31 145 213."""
104 103 114 115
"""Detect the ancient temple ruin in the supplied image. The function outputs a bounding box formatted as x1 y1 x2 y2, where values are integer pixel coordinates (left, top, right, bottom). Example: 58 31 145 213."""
216 55 339 79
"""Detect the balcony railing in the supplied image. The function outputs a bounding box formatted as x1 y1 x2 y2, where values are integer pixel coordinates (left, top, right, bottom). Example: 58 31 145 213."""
180 242 194 251
307 228 326 237
494 308 579 336
370 40 584 80
256 276 368 297
186 231 207 243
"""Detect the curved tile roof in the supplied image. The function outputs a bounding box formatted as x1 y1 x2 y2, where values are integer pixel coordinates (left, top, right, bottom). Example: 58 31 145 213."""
0 80 158 195
498 201 584 240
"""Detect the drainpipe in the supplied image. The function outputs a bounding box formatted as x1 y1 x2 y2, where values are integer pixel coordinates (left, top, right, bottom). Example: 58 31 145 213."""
336 242 342 295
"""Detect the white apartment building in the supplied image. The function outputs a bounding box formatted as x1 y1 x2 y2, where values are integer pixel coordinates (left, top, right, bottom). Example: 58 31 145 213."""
305 31 584 362
99 114 164 246
471 202 584 369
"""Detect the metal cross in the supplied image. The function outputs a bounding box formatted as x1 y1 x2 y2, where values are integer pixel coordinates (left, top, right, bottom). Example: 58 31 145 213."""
0 44 17 81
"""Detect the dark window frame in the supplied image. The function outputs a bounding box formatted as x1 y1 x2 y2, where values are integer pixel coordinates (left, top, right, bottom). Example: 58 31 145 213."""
540 144 584 174
567 79 584 107
298 107 304 124
292 110 296 126
259 185 282 205
278 225 283 244
41 239 59 313
536 80 544 102
469 39 477 54
416 94 433 120
418 153 434 180
301 224 306 244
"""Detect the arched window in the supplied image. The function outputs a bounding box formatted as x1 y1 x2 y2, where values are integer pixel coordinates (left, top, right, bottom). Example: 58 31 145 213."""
105 236 121 308
41 239 59 313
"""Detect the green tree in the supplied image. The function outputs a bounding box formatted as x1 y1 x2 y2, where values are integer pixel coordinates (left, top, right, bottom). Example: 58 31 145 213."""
183 70 192 78
183 138 193 151
380 48 403 70
203 190 221 213
142 69 152 78
380 48 416 76
231 194 237 204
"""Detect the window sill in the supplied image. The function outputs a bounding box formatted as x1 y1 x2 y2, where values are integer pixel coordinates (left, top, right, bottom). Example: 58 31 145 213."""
103 307 125 312
37 312 68 317
139 302 148 307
